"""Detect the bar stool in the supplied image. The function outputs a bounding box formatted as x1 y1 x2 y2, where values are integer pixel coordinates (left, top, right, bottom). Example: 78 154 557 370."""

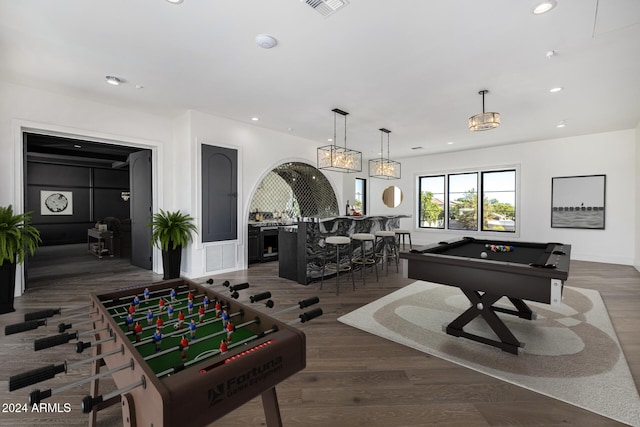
394 229 412 250
375 230 399 274
320 236 355 295
351 233 378 285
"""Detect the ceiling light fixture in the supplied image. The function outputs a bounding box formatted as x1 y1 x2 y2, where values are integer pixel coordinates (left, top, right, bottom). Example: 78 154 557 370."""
532 0 557 15
550 87 563 93
317 108 362 173
251 117 260 121
369 128 401 180
105 76 123 86
557 120 566 128
469 90 501 131
255 34 278 49
166 0 184 4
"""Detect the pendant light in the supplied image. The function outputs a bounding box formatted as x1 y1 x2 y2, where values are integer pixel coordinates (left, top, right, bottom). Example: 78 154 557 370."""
469 90 501 131
317 108 362 173
369 128 401 179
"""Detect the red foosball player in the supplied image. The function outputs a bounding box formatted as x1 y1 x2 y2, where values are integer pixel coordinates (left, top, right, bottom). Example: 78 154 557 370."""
219 338 228 353
134 321 143 343
153 328 162 352
146 308 154 326
187 291 194 302
156 317 164 329
128 304 136 315
198 306 205 323
158 298 165 312
177 311 185 329
214 300 222 318
180 335 189 360
225 320 235 342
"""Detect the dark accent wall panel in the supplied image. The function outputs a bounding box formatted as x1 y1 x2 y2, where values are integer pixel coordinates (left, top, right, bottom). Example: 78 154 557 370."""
94 168 129 188
202 145 238 242
27 163 90 186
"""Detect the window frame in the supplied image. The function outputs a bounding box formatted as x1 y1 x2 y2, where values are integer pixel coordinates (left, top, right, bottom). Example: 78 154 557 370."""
417 166 519 235
354 177 367 215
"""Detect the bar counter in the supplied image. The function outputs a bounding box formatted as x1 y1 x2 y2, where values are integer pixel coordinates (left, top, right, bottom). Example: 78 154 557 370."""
278 215 408 284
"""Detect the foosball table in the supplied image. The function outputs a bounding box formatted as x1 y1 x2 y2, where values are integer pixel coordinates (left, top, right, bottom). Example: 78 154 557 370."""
6 277 322 426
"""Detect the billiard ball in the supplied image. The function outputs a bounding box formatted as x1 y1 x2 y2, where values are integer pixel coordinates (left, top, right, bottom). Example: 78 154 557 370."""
480 251 488 258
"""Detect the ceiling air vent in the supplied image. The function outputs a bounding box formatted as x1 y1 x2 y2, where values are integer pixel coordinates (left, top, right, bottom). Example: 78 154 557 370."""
304 0 349 17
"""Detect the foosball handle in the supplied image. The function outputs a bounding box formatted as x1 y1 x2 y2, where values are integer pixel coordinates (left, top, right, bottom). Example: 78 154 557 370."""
298 296 320 308
206 278 214 284
34 331 78 351
58 322 72 333
9 364 66 391
265 300 275 309
29 388 52 406
250 291 271 303
81 394 103 413
76 340 92 353
229 282 250 292
299 308 323 323
223 280 230 287
24 308 61 321
4 319 47 336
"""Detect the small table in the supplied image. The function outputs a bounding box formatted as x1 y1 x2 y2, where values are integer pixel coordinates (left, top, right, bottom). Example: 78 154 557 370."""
87 228 114 259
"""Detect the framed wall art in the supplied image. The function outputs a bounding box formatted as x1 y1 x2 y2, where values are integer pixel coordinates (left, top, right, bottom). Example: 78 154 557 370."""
40 190 73 215
551 174 605 229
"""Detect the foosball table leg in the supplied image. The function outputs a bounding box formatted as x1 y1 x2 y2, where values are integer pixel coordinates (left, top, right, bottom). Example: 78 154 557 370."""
261 387 283 427
121 392 136 427
88 340 101 427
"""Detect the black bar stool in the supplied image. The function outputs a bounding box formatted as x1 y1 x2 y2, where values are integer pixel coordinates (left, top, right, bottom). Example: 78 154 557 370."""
374 230 399 274
351 233 378 285
320 236 355 295
394 229 412 250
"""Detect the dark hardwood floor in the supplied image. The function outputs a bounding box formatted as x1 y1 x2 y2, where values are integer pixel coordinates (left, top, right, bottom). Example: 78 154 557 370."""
0 245 638 426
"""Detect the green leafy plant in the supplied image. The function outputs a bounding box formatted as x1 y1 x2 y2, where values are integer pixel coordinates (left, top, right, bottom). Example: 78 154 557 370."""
0 205 42 266
149 209 197 251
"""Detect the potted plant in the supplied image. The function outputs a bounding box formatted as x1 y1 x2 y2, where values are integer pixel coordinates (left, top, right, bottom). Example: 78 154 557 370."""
0 205 41 314
149 209 197 280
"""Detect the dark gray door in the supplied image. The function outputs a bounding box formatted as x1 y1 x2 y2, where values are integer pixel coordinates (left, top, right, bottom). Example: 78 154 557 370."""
202 145 237 242
129 150 152 270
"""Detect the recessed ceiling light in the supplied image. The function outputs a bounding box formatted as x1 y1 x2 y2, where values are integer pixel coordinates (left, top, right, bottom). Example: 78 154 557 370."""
411 146 423 150
447 141 454 145
135 84 144 90
73 144 82 149
105 76 123 86
328 138 333 142
550 87 563 93
251 117 259 121
166 0 184 4
545 50 557 59
532 0 557 15
557 120 566 128
255 34 278 49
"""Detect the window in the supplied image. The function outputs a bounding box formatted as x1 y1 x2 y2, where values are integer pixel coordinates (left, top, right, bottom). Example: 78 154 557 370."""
354 178 366 215
418 168 517 233
482 170 516 232
418 175 445 228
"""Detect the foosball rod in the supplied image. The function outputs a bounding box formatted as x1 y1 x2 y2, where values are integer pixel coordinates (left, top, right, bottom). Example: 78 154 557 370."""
271 297 320 316
132 308 242 348
34 326 111 351
5 309 99 336
28 358 135 406
8 345 125 391
158 308 324 378
81 375 146 414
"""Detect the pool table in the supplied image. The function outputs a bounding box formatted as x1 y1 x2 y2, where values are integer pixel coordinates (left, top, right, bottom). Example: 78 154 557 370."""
400 237 571 354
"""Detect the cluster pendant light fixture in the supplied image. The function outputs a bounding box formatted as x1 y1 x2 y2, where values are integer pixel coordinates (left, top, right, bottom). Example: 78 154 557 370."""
469 90 501 131
317 108 362 173
369 128 401 179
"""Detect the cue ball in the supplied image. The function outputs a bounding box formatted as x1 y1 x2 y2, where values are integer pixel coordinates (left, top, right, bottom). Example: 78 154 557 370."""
480 251 488 258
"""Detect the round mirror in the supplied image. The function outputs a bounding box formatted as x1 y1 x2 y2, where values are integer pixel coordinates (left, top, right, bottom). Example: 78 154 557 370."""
382 186 403 208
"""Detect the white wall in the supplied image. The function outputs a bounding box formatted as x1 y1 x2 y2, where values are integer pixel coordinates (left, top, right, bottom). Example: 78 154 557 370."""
635 121 640 271
371 129 637 265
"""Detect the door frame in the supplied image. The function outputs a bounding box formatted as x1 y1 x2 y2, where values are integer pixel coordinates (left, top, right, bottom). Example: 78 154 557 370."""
12 119 162 297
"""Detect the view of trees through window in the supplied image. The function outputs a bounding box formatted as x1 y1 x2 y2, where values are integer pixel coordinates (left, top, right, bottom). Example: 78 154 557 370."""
419 169 516 233
354 178 366 215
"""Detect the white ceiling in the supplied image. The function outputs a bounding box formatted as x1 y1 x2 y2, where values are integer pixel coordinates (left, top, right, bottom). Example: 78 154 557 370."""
1 0 639 159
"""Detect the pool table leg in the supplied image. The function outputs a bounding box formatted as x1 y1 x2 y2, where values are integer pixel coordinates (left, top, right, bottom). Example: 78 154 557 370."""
446 290 525 355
